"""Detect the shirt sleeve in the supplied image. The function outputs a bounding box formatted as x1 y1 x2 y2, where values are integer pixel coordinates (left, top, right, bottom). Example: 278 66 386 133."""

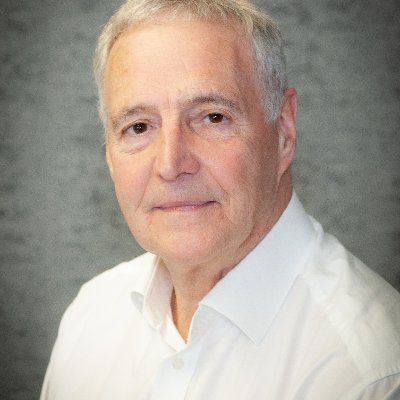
39 307 71 400
357 374 400 400
39 295 82 400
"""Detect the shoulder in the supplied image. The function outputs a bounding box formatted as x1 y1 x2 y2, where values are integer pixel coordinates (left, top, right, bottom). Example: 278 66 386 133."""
303 228 400 381
41 253 157 398
78 252 154 298
60 252 155 327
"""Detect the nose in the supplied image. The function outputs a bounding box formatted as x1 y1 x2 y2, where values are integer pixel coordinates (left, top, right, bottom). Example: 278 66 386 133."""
153 121 200 181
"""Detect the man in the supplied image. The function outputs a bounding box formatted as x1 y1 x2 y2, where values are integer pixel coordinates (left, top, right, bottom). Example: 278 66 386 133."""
41 0 400 399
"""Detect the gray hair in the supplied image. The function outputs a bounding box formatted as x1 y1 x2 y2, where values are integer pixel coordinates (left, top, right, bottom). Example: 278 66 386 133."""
94 0 287 122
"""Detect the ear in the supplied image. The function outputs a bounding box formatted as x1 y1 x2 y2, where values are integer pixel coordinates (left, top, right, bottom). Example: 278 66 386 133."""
105 143 114 180
277 88 297 179
102 111 114 180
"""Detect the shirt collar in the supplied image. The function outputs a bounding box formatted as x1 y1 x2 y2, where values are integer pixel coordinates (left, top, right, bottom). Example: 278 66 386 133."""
200 193 318 344
130 255 173 330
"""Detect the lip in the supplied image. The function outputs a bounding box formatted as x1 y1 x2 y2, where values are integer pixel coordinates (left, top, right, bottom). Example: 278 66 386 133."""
154 200 216 212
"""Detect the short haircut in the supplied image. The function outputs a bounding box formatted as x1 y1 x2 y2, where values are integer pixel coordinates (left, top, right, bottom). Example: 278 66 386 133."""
94 0 287 122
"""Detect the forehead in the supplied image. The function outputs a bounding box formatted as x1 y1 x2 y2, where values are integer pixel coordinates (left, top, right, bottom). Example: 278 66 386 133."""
104 17 259 114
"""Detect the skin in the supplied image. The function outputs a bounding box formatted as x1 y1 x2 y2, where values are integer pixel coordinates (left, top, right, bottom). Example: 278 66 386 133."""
103 17 297 339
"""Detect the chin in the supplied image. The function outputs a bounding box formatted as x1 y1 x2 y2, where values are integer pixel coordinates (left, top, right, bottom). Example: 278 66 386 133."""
144 234 225 269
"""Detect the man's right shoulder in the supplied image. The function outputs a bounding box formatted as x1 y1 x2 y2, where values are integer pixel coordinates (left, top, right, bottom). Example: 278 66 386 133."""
71 252 155 309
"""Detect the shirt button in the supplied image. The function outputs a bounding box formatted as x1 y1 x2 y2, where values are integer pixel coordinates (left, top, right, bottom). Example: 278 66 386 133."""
172 357 184 370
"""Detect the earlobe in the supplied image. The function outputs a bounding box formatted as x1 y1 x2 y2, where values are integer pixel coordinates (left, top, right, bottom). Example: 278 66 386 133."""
277 88 297 179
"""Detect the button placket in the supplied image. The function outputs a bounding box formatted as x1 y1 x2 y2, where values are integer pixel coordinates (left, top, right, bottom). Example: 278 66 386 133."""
150 340 203 400
172 357 184 370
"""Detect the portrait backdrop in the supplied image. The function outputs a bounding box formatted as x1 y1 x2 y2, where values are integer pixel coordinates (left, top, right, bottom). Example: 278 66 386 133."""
1 0 399 398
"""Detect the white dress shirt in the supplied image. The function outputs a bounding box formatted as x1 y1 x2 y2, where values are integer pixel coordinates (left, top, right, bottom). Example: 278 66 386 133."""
41 194 400 399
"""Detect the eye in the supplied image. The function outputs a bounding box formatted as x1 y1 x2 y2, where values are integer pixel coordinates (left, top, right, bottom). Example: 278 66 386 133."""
207 113 225 123
126 122 148 135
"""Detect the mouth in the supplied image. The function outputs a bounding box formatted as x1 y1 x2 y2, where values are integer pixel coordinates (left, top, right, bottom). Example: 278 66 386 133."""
153 200 216 212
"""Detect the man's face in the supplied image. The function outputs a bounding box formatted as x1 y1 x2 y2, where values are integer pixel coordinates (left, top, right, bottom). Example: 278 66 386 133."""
104 18 294 270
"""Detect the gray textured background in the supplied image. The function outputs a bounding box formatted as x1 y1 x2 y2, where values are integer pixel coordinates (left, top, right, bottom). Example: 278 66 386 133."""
1 0 399 398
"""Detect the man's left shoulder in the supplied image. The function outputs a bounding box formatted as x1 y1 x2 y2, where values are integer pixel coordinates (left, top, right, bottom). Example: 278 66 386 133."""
303 231 400 377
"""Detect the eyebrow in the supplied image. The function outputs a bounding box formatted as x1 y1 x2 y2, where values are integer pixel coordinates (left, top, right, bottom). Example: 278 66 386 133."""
186 94 242 112
110 105 152 132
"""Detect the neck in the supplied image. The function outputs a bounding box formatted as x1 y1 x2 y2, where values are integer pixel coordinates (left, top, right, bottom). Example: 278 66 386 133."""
170 264 233 340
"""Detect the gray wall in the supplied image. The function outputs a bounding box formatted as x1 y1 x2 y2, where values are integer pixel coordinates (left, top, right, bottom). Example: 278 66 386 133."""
1 0 399 398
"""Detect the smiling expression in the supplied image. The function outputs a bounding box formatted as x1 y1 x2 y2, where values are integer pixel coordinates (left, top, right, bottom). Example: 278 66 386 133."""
104 17 293 271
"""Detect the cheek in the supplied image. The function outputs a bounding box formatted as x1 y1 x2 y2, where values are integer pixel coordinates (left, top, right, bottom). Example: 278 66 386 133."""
111 157 150 212
208 143 260 214
216 139 271 185
216 137 279 206
207 142 248 186
253 131 280 180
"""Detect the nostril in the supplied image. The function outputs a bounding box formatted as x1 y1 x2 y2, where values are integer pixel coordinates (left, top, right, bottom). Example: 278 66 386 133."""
155 153 200 181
